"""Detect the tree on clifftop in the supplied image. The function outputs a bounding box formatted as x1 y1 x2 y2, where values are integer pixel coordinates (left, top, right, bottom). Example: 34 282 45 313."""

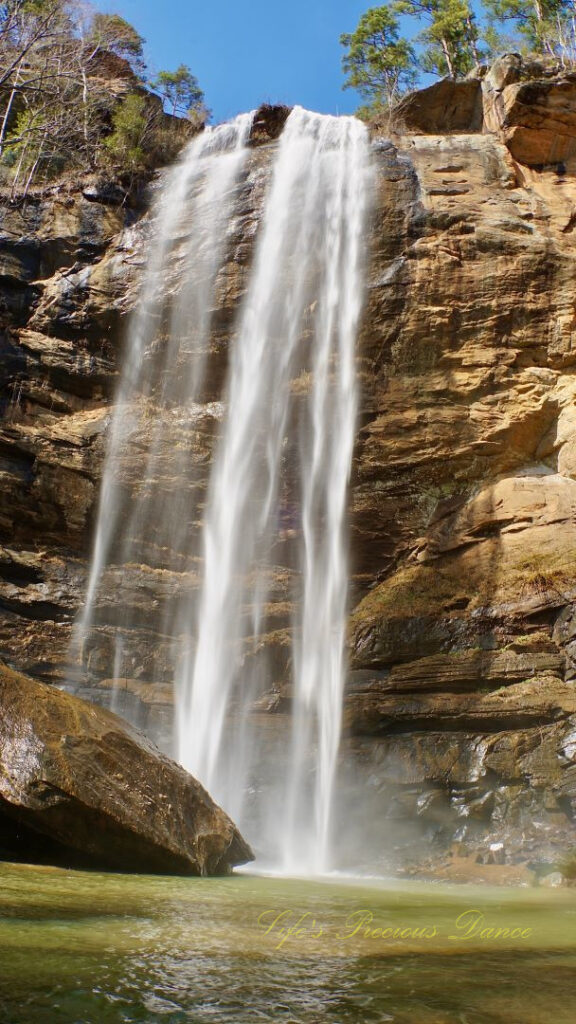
0 2 207 191
344 0 576 115
151 64 208 124
341 0 481 119
395 0 482 76
86 12 146 74
483 0 573 58
340 7 417 109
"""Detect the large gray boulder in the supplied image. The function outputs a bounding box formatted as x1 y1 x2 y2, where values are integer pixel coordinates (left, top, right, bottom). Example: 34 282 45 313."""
0 660 253 874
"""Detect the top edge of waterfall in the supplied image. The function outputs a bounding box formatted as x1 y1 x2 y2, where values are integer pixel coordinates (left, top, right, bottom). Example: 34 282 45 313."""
174 105 368 164
288 104 369 126
177 109 256 162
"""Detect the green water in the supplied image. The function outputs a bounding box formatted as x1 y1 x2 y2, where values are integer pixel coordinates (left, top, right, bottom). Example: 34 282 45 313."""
1 863 576 1023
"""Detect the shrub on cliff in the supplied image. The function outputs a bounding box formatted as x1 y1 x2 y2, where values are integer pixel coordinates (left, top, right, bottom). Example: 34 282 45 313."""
103 93 149 173
0 1 207 193
102 91 193 181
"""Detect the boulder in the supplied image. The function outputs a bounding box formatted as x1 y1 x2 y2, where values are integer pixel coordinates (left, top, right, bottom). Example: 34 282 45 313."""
483 55 576 166
393 78 483 133
249 103 292 145
0 661 253 874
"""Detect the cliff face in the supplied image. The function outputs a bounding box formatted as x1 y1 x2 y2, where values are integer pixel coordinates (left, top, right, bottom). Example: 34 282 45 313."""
3 62 576 873
345 57 576 873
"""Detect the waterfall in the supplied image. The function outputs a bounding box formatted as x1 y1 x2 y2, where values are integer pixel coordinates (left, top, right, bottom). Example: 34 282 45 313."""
178 107 372 873
74 106 372 875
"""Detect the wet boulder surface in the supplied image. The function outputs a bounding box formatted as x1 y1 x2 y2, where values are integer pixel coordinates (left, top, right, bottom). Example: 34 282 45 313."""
0 661 253 874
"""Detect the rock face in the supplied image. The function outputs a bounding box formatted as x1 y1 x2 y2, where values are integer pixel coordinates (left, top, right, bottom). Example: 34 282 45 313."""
397 54 576 169
482 55 576 166
3 80 576 873
0 661 253 874
394 78 483 133
338 71 576 872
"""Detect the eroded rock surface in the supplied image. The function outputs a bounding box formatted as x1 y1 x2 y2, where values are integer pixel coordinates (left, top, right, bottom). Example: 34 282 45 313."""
482 55 576 166
394 78 483 133
338 88 576 872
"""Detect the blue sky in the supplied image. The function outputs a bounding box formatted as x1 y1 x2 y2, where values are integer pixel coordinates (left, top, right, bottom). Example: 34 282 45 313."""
101 0 371 123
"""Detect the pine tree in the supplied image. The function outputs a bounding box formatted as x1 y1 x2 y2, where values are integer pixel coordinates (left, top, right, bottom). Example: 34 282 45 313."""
340 6 417 111
151 64 207 120
483 0 572 58
393 0 482 77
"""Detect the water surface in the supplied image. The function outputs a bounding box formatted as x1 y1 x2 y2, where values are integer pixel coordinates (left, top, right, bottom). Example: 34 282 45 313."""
1 863 576 1022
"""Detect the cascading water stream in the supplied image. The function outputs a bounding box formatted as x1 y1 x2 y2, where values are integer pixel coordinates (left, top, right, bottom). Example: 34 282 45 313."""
281 110 370 874
73 106 372 875
178 107 372 873
72 113 254 692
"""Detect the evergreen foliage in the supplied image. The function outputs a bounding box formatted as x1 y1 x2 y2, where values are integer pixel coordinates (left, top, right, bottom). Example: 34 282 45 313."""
103 93 148 171
341 7 418 108
151 64 208 123
483 0 571 55
342 0 576 116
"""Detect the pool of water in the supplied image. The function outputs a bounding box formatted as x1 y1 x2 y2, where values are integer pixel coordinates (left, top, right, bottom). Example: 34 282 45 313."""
1 862 576 1022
